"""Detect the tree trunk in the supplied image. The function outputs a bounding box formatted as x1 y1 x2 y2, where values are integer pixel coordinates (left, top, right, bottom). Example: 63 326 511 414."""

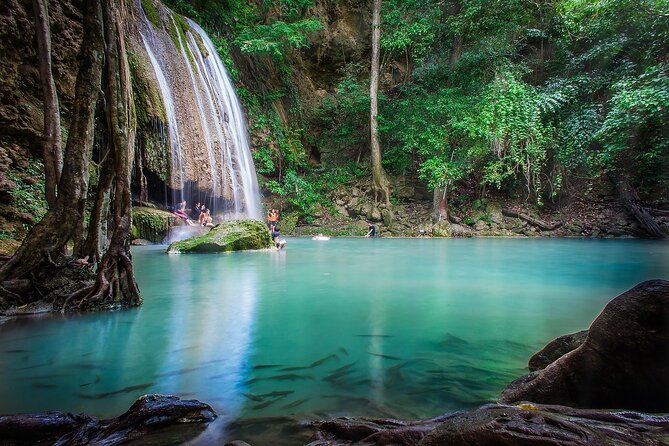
431 35 463 221
432 187 448 222
32 0 62 208
449 35 463 69
612 174 667 239
0 0 104 288
370 0 391 206
72 0 141 310
80 145 115 262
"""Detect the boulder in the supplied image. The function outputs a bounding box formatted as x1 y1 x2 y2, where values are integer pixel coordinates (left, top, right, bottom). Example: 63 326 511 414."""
501 280 669 412
132 207 178 243
166 220 272 254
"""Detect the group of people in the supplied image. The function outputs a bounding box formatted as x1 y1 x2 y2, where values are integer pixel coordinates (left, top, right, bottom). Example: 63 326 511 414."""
172 200 213 227
267 208 286 249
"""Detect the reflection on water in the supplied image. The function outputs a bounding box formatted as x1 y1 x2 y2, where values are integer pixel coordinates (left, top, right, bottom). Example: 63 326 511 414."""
0 238 667 444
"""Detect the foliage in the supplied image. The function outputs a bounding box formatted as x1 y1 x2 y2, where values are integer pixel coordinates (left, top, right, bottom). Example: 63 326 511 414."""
236 19 322 60
7 161 48 225
168 0 669 222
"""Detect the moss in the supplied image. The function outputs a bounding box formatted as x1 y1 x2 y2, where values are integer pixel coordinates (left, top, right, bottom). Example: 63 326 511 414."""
166 220 272 253
141 0 162 30
132 207 176 242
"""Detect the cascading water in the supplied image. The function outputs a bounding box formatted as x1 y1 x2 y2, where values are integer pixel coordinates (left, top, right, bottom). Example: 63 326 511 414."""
140 33 185 208
136 3 262 220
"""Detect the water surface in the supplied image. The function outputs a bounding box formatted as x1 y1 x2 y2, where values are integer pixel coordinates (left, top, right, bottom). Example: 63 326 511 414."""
0 238 667 443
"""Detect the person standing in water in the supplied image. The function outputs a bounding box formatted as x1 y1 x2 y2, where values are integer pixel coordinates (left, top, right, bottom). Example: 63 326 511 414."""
365 222 376 237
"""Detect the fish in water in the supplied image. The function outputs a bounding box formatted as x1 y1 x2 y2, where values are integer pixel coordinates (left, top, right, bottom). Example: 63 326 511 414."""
338 347 349 356
330 362 357 374
368 352 402 360
70 363 103 370
155 367 201 378
279 366 311 371
309 354 338 368
15 359 54 371
324 369 355 382
283 398 308 409
31 383 57 389
267 374 313 381
77 382 153 400
356 334 393 338
5 349 32 354
243 393 264 402
252 364 281 370
168 345 199 354
251 400 277 410
258 390 294 398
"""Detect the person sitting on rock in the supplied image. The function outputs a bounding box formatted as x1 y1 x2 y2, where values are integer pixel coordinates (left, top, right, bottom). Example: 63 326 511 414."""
173 200 189 221
191 202 203 221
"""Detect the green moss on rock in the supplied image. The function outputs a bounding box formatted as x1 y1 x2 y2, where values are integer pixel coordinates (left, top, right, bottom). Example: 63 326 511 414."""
141 0 162 30
166 220 272 253
132 207 177 243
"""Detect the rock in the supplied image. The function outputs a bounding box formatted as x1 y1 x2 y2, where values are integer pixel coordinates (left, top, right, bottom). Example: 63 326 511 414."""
309 404 669 445
488 202 504 224
0 395 216 446
501 280 669 412
166 220 272 254
132 207 178 243
420 404 669 446
381 209 393 226
130 238 152 246
369 206 382 222
225 441 253 446
474 220 488 231
528 330 588 371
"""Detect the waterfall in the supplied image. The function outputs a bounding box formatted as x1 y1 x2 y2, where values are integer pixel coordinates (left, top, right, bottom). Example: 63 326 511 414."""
136 5 262 221
140 33 184 207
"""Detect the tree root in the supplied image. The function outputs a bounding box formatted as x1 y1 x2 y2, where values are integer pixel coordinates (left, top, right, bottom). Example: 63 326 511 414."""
502 208 563 231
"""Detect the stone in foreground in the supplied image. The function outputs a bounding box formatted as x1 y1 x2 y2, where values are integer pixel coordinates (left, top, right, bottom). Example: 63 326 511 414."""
308 404 669 445
0 394 216 446
166 219 272 253
501 279 669 412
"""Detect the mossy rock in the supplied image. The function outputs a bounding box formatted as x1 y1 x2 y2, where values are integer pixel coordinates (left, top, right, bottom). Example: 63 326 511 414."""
166 220 272 254
132 207 177 243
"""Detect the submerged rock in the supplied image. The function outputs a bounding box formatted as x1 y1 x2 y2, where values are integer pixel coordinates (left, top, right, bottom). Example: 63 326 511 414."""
0 394 216 446
166 220 272 254
502 279 669 412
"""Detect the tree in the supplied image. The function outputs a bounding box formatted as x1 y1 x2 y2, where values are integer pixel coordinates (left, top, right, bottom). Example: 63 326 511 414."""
370 0 391 206
32 0 62 208
0 0 141 311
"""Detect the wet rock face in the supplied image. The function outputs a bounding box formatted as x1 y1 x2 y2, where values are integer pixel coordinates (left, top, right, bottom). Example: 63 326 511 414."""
166 219 272 253
502 279 669 412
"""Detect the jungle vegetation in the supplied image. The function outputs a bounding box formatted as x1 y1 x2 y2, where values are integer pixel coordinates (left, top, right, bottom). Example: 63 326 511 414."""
166 0 669 225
